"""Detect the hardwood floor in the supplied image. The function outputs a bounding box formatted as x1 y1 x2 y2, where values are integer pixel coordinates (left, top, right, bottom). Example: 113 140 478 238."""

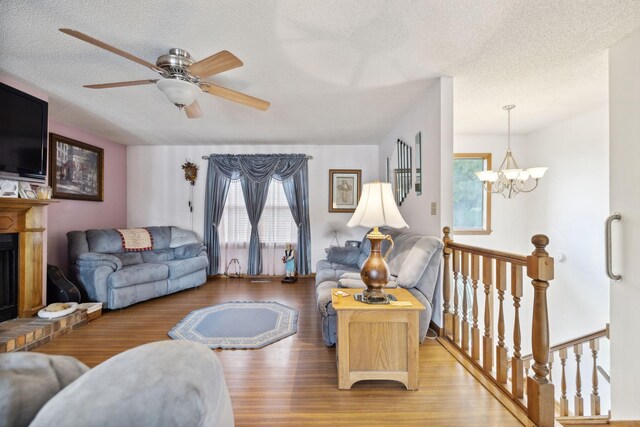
34 278 521 426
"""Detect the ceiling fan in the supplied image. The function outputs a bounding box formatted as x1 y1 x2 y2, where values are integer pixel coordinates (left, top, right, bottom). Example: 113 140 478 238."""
59 29 270 119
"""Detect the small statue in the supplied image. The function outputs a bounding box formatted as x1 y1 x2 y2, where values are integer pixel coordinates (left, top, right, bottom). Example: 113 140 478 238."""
281 243 297 283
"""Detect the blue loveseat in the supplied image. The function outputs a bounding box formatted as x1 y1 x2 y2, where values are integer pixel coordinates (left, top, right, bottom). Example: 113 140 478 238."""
67 226 208 309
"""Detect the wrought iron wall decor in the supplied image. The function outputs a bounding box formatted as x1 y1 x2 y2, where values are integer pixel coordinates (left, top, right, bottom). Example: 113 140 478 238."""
395 139 412 205
415 132 422 195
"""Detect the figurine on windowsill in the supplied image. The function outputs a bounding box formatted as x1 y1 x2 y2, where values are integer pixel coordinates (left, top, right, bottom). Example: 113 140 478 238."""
281 243 297 283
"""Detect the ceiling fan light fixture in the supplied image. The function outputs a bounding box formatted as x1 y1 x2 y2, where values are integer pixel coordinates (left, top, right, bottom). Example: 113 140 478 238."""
156 78 201 108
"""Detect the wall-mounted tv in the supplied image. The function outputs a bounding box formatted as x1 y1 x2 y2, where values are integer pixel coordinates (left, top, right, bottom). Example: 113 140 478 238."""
0 82 48 181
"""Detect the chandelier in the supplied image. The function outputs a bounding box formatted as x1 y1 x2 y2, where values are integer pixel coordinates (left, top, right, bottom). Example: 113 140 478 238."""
475 105 548 198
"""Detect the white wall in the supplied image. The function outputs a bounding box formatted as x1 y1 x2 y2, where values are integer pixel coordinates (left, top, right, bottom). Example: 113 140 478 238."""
127 144 378 272
609 27 640 421
525 105 610 342
378 77 454 236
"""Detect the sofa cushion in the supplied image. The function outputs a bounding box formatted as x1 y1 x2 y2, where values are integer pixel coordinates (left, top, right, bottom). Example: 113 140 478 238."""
326 246 361 267
170 227 199 248
147 226 172 250
113 252 143 266
142 249 175 263
173 243 206 260
160 256 209 279
396 237 442 289
108 263 169 289
86 229 125 254
388 234 422 276
0 352 89 427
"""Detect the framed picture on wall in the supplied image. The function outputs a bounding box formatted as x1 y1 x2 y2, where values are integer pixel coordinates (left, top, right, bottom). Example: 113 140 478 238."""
49 133 104 201
329 169 361 213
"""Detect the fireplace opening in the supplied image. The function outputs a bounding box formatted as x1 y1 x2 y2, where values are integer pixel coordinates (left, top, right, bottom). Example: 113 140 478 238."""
0 233 18 322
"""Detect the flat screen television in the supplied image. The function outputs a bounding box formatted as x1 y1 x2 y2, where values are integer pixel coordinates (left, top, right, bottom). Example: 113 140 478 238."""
0 82 48 181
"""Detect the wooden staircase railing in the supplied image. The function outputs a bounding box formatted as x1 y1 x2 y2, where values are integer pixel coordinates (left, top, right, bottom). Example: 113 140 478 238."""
440 226 555 427
523 327 610 425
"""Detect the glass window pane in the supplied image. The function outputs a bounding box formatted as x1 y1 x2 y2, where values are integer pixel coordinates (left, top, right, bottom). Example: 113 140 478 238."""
453 158 485 230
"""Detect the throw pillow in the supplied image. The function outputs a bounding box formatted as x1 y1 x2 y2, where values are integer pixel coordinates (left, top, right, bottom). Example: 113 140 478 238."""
326 246 361 267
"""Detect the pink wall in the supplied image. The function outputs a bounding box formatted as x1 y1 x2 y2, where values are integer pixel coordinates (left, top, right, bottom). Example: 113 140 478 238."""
0 74 127 275
47 121 127 272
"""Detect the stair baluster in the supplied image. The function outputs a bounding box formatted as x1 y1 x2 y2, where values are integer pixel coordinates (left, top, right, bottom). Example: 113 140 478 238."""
574 343 584 416
461 252 470 352
511 263 524 397
590 338 600 416
482 256 494 372
560 348 569 416
496 260 508 384
471 254 480 361
453 249 461 345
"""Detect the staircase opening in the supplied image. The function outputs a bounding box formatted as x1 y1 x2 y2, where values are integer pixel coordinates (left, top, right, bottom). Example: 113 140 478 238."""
0 233 18 322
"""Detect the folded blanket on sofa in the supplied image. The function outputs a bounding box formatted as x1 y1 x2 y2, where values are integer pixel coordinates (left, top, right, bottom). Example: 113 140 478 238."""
116 228 153 252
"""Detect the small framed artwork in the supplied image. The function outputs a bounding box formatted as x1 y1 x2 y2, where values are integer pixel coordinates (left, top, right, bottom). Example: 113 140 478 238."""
49 133 104 201
329 169 361 213
0 180 19 198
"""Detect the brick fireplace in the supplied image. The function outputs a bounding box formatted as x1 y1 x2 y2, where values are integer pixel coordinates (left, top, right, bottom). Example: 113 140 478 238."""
0 198 52 319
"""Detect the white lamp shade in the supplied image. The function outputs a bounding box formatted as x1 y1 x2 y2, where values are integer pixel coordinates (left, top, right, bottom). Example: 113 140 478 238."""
156 79 201 107
347 182 408 229
518 170 530 181
475 170 492 182
527 167 548 179
486 171 499 182
502 168 523 180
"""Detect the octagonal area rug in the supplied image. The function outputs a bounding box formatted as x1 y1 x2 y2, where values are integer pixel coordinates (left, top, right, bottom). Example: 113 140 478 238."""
168 301 298 349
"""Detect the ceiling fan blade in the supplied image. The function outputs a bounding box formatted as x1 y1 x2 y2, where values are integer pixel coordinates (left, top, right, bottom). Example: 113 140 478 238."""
59 28 163 73
201 83 270 111
184 100 203 119
83 79 158 89
188 51 243 78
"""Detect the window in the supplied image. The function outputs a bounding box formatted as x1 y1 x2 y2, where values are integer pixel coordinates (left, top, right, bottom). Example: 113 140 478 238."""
218 179 298 275
453 153 492 234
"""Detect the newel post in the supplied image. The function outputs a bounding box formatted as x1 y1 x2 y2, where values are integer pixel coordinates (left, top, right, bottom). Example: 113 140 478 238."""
526 235 555 427
442 227 453 337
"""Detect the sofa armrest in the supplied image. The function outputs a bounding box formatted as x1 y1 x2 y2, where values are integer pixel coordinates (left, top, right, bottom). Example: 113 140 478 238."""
76 252 122 271
173 243 207 260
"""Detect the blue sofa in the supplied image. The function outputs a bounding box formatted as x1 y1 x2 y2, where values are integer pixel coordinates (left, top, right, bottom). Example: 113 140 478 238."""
67 226 208 309
315 228 444 346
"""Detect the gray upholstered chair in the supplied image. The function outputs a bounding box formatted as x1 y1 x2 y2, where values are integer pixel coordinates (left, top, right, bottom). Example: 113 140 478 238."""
0 341 234 427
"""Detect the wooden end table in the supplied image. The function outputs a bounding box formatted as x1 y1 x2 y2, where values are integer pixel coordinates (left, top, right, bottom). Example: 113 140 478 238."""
332 287 425 390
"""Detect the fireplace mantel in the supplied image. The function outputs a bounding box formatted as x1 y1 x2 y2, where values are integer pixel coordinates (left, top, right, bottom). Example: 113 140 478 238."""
0 197 55 317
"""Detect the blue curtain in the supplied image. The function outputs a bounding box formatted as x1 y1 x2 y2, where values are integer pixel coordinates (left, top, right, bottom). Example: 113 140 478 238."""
240 177 270 275
283 162 312 275
203 154 312 275
203 162 234 275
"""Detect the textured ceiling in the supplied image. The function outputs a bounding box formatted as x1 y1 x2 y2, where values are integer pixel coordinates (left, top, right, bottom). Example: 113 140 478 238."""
1 1 639 146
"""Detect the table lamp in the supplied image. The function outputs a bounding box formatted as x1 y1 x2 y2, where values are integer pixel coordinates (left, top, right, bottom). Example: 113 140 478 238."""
347 181 408 303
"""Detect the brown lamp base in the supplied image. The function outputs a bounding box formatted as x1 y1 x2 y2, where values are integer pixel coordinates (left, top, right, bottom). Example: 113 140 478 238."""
359 226 395 304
